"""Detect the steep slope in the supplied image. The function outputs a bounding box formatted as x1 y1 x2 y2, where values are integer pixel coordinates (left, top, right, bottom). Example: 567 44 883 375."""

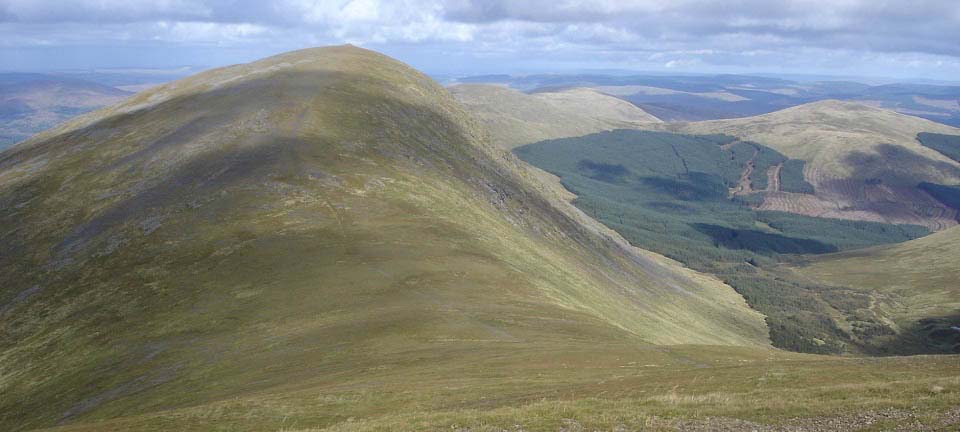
0 73 131 149
664 101 960 230
450 84 660 149
798 226 960 353
0 46 767 430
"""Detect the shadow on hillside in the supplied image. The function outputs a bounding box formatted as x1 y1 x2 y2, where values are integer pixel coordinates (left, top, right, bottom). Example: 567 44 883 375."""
576 159 630 183
842 143 960 186
638 173 727 201
692 223 838 255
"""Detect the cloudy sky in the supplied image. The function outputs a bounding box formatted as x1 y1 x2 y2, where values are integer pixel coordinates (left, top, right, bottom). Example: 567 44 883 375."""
2 0 960 80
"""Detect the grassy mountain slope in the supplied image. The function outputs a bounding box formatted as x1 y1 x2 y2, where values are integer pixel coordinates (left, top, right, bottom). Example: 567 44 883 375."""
450 84 660 149
0 74 131 149
798 226 960 353
0 46 771 430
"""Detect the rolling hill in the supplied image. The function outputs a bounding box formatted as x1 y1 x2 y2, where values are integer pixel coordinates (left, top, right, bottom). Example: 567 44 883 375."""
450 84 660 149
0 73 131 149
1 46 959 431
455 73 960 127
0 45 771 430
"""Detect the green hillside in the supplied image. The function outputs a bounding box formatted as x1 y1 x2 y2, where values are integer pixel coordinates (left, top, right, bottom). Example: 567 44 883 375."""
1 46 959 431
0 45 773 430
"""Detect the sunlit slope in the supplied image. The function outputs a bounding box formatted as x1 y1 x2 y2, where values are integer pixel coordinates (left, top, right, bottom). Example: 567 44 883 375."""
0 46 766 430
451 84 660 149
799 226 960 353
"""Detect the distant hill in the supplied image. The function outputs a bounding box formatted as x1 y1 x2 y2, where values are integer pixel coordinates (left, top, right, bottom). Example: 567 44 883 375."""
450 84 660 149
454 73 960 127
664 100 960 231
0 73 130 149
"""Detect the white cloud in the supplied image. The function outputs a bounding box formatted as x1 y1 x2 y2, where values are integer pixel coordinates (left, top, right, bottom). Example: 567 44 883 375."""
0 0 958 78
157 21 269 43
0 0 212 22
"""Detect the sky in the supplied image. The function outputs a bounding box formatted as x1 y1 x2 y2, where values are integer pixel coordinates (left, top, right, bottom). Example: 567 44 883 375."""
2 0 960 80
